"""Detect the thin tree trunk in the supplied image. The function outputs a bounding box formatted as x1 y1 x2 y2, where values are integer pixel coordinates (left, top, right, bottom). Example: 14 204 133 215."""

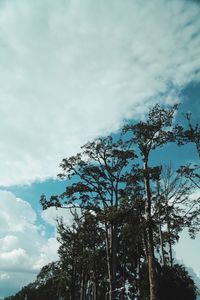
165 205 173 267
158 222 166 266
105 222 112 300
157 181 166 266
121 261 126 300
146 225 157 300
111 223 117 294
92 277 97 300
142 227 148 262
167 220 173 267
71 259 77 300
92 259 97 300
136 253 141 300
143 158 158 300
168 238 173 267
92 222 97 300
80 271 86 300
105 222 117 300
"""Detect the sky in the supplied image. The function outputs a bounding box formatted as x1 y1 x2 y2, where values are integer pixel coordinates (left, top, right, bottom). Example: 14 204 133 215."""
0 0 200 297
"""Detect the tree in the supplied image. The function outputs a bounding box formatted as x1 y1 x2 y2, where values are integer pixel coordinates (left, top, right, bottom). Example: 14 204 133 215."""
123 104 177 300
57 212 107 300
41 136 137 300
158 264 197 300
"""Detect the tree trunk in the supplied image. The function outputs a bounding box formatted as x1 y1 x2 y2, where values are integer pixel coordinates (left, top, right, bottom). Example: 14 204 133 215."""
145 224 157 300
136 254 141 300
91 264 97 300
165 205 173 267
105 223 112 300
143 158 158 300
158 222 166 266
71 263 77 300
142 227 148 262
111 223 117 294
92 278 97 300
80 271 85 300
105 222 117 300
167 220 173 267
157 181 166 266
92 223 97 300
168 237 173 267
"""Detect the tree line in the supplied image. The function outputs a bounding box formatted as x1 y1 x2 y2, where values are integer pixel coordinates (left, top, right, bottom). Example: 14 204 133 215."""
5 104 200 300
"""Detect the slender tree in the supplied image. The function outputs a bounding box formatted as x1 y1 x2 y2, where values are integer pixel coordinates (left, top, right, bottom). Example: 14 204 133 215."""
123 104 177 300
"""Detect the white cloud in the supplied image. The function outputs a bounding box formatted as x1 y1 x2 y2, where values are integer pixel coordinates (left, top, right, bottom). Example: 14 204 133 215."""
0 248 29 270
41 205 81 228
0 236 18 252
0 273 10 281
0 191 36 233
33 237 59 271
175 229 200 278
0 190 61 296
0 0 200 186
0 190 79 296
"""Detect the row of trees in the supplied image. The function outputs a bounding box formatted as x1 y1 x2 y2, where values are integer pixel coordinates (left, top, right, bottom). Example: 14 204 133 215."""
6 104 200 300
5 217 197 299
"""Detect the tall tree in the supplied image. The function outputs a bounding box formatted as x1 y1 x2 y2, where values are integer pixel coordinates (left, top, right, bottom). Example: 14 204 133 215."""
41 136 137 300
123 104 177 300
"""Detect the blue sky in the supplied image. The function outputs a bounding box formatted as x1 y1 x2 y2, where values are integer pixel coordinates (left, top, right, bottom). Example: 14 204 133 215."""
0 0 200 297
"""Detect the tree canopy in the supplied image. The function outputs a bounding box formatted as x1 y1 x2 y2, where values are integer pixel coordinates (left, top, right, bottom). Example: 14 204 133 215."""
6 104 199 300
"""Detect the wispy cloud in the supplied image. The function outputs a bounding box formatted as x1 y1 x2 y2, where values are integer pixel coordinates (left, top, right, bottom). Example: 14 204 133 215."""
0 0 200 185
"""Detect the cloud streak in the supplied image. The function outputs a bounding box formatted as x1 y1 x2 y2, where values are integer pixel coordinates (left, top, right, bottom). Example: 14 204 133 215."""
0 0 200 185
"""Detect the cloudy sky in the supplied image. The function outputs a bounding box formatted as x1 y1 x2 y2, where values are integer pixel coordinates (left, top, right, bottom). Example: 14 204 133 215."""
0 0 200 297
